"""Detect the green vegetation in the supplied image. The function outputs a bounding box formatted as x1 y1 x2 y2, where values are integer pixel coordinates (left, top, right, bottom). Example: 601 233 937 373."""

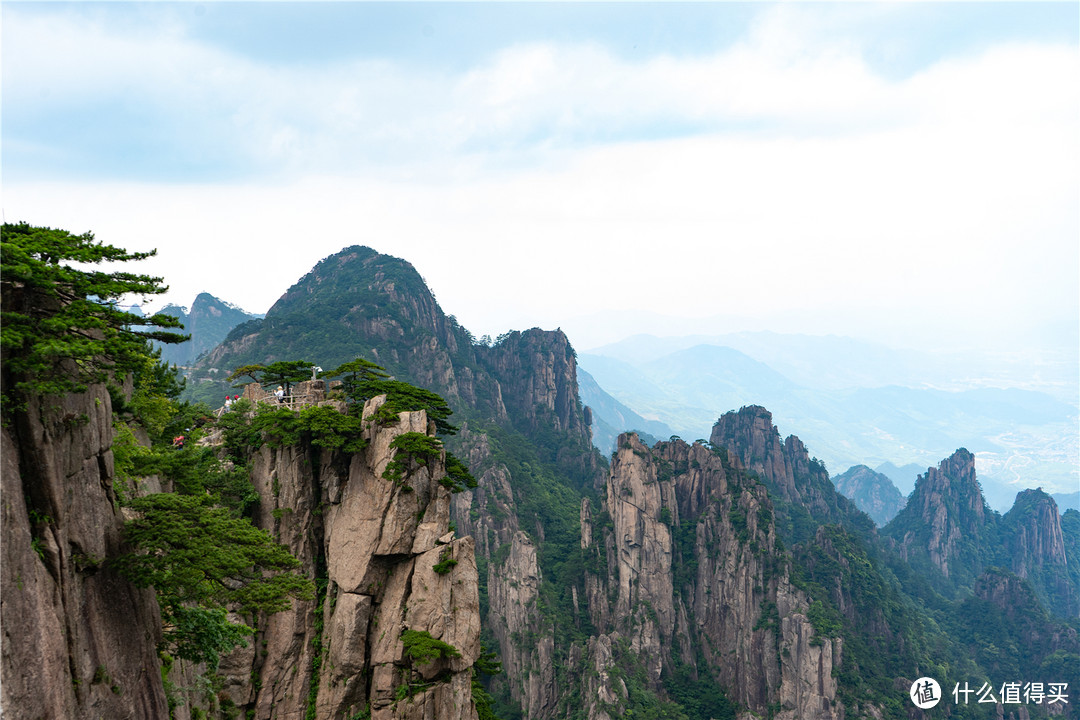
366 379 458 435
401 629 462 665
433 549 458 575
383 432 444 488
227 360 313 394
73 238 1074 720
304 554 329 720
471 645 503 720
1 224 313 676
1 222 187 413
319 357 388 399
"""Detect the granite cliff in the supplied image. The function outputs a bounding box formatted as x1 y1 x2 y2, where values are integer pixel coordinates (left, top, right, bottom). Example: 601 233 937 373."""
580 432 843 720
710 406 874 546
1 381 170 719
9 238 1076 720
1 373 485 720
202 386 483 720
883 451 1078 617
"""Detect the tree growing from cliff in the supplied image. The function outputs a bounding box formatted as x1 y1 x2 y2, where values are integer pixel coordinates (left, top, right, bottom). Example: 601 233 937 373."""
320 357 388 397
1 222 187 411
366 379 458 435
114 493 314 668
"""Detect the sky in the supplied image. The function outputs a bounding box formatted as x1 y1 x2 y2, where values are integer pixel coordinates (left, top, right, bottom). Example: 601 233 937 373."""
3 1 1078 357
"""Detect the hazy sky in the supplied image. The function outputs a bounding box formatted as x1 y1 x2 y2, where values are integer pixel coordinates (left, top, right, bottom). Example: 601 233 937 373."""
4 2 1078 354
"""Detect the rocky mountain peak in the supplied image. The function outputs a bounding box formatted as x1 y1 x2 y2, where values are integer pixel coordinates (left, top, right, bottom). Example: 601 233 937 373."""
580 433 843 720
833 464 906 527
909 448 986 533
479 328 588 448
1002 489 1076 616
710 405 871 544
157 292 258 366
885 448 993 582
268 246 441 334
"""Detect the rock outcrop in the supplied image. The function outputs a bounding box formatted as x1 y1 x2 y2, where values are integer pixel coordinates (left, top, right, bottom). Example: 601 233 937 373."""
711 406 871 544
884 449 992 583
1002 490 1077 617
581 433 843 720
1 383 169 719
157 292 258 367
215 394 483 720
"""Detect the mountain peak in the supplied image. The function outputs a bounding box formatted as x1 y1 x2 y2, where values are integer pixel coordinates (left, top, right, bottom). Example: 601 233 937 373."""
154 292 259 367
710 404 873 544
832 464 906 526
267 245 432 321
885 448 991 582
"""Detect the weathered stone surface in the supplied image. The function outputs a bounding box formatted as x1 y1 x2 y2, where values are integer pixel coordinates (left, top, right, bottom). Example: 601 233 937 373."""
896 449 984 577
1 385 169 720
584 433 843 720
373 670 478 720
407 538 482 677
1002 489 1077 616
214 393 482 720
487 531 557 719
581 635 624 720
606 434 674 682
775 584 841 720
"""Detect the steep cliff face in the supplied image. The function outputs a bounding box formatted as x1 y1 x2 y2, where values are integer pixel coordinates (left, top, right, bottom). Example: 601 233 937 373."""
1 383 169 719
193 247 608 720
582 433 843 720
1002 490 1077 617
213 393 482 720
1004 490 1068 575
832 465 906 527
479 329 586 444
710 406 871 544
487 531 558 719
882 452 1080 620
884 449 993 583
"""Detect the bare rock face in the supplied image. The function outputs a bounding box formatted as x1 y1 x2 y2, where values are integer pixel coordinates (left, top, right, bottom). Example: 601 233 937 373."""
581 634 625 720
219 395 482 720
1006 490 1068 569
584 433 843 720
450 427 520 560
605 434 675 682
1 384 169 719
480 330 585 442
886 449 990 581
711 406 864 538
1002 490 1076 616
487 531 558 720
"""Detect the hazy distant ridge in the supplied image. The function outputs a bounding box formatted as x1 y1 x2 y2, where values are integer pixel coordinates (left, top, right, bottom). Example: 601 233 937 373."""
579 333 1078 511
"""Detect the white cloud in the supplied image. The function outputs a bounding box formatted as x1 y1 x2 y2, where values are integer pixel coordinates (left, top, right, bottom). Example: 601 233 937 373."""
3 6 1076 355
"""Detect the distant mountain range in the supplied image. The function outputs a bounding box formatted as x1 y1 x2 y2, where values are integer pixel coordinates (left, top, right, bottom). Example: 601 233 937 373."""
144 245 1078 719
873 460 924 495
833 464 907 526
155 293 260 367
578 336 1078 512
577 368 673 453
